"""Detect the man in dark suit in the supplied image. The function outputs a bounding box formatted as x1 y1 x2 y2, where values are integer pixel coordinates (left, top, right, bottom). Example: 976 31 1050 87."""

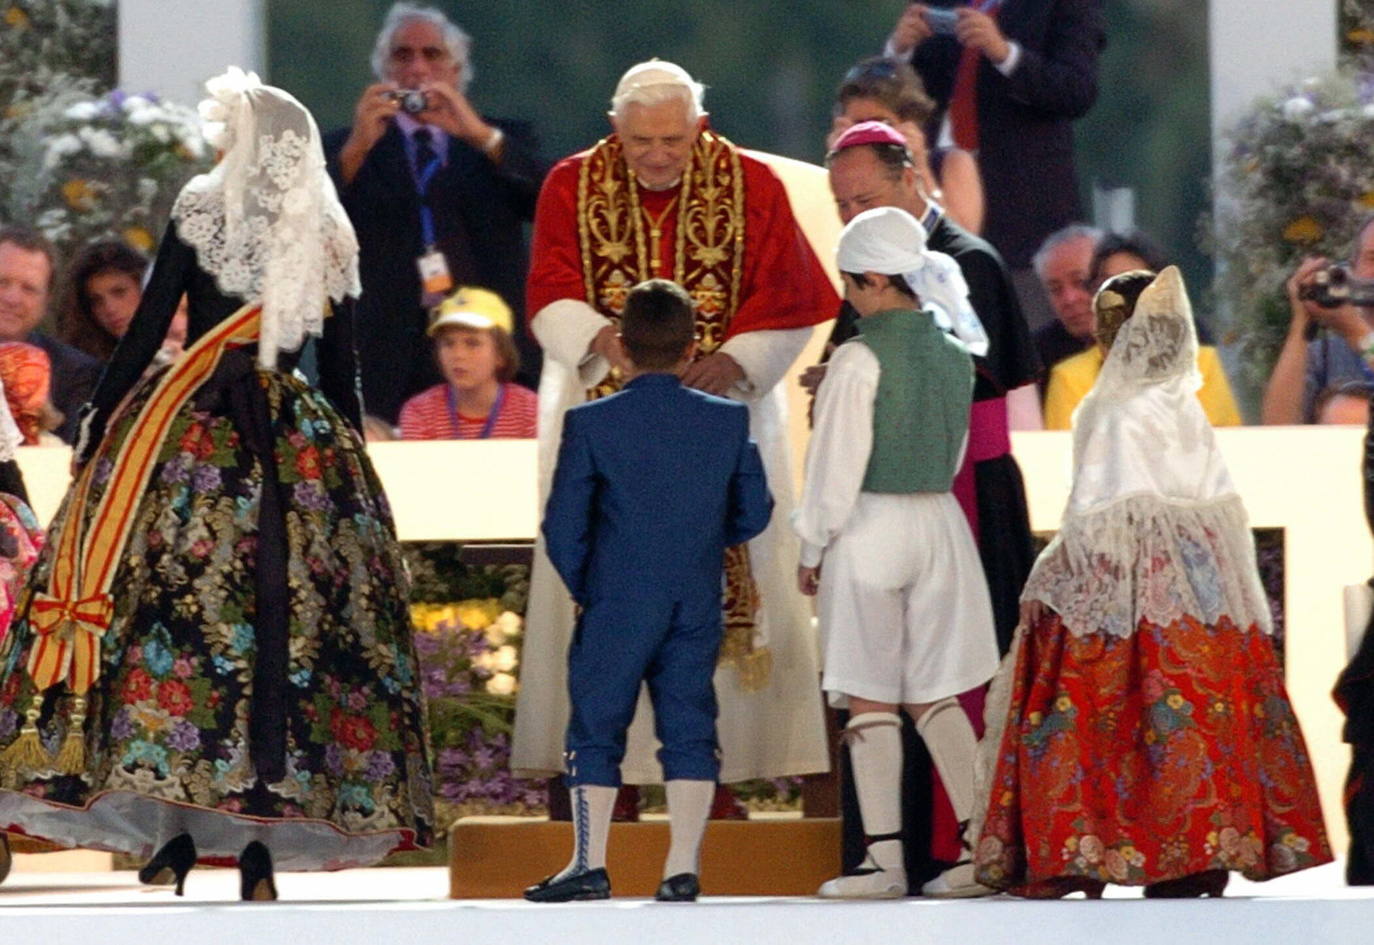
325 4 545 422
526 279 773 903
886 0 1106 329
0 227 102 444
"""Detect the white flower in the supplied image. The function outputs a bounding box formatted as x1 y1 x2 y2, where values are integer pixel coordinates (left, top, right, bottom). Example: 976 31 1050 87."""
485 672 516 696
121 95 150 113
80 127 127 159
490 645 518 673
1282 96 1315 120
42 133 84 170
63 101 101 121
151 125 170 143
1363 103 1374 119
137 178 159 201
485 611 523 643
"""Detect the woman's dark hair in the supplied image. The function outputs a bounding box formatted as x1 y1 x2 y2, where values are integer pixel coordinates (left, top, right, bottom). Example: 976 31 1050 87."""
1088 230 1170 289
59 239 148 360
835 56 936 127
1092 269 1157 351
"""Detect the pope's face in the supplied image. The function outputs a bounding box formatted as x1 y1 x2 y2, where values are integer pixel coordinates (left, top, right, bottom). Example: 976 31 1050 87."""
613 100 699 191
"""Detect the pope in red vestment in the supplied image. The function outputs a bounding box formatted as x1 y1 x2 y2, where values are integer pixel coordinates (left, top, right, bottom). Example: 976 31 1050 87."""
511 61 836 788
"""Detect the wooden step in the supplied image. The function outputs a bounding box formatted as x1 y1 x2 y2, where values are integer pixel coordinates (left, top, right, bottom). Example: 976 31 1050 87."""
449 816 841 898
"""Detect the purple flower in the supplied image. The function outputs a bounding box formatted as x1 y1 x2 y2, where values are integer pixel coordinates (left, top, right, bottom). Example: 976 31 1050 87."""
110 710 136 740
167 720 201 752
292 480 331 512
365 750 396 780
324 742 345 776
191 464 222 493
0 708 17 741
160 454 191 485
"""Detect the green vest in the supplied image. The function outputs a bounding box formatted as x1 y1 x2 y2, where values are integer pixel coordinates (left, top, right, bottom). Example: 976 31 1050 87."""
853 308 973 494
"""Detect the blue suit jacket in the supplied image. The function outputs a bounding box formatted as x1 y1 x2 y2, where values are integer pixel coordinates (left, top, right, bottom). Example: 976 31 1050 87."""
542 373 773 606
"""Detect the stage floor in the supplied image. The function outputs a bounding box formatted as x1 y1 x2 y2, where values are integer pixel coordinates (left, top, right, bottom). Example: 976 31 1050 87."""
3 862 1374 945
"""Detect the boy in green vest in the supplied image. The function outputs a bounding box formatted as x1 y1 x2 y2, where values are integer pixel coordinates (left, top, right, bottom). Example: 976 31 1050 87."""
795 206 998 899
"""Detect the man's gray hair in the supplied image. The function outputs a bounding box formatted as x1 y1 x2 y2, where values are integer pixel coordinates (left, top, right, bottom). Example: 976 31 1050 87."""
609 60 705 121
1032 223 1103 279
371 3 473 92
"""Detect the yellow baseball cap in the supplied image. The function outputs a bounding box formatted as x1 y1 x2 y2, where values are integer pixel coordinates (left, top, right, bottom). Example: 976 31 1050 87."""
427 286 513 335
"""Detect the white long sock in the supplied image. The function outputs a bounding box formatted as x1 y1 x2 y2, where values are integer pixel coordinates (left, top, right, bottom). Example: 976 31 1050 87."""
915 697 979 824
554 784 615 881
846 711 903 869
663 779 714 878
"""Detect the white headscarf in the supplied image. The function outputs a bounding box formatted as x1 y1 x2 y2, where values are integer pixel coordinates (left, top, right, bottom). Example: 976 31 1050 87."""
172 68 361 369
1021 266 1272 638
835 205 988 356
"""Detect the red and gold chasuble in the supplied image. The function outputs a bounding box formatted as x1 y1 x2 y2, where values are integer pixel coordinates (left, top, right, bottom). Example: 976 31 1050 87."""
573 130 766 687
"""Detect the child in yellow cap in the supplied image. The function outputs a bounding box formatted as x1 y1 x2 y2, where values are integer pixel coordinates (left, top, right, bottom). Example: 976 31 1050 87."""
397 286 538 439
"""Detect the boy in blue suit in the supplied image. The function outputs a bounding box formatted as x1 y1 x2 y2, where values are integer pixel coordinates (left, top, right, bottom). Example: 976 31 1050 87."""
525 279 774 903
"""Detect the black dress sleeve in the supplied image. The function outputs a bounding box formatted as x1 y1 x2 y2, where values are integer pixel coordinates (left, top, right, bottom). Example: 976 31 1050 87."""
0 458 27 505
76 223 194 461
316 297 364 433
962 248 1042 399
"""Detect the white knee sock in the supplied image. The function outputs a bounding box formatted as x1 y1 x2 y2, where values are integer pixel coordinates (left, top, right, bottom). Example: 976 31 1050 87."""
555 784 615 880
846 711 903 870
915 697 979 824
663 779 714 878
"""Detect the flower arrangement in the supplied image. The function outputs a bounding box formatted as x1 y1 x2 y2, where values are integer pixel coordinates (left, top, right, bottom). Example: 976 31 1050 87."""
1345 0 1374 71
405 547 544 817
0 1 115 121
2 88 211 260
1210 68 1374 394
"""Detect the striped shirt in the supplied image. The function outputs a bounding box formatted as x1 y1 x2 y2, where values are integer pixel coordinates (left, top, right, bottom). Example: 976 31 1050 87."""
397 383 539 440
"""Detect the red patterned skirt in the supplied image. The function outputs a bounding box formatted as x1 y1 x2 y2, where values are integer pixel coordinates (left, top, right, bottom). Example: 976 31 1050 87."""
975 613 1331 895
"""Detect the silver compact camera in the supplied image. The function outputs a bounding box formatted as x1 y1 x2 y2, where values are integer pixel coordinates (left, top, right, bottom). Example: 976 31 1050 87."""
386 88 429 115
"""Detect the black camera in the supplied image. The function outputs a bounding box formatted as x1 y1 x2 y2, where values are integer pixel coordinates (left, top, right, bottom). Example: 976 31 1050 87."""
386 89 429 115
1298 264 1374 308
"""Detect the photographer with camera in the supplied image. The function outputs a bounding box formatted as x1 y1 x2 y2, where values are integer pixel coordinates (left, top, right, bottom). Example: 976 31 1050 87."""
1261 218 1374 424
325 3 546 422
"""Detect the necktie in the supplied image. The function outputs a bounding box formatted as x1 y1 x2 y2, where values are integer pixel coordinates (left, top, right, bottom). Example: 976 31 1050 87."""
947 0 1001 152
413 128 440 186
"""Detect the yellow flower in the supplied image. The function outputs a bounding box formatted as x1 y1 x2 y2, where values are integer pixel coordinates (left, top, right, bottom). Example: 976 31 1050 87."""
1283 216 1324 244
1144 730 1157 745
122 227 155 253
61 179 97 212
1064 836 1078 852
1348 28 1374 45
1027 711 1043 726
1166 693 1184 709
1054 694 1072 712
4 6 29 29
1000 790 1014 807
1357 191 1374 210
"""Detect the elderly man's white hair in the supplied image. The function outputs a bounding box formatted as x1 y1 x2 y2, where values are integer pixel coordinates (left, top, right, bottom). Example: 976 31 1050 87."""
609 60 706 121
370 2 473 92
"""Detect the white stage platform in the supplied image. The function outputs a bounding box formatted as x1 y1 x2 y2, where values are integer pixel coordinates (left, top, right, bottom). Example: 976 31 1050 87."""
2 864 1373 945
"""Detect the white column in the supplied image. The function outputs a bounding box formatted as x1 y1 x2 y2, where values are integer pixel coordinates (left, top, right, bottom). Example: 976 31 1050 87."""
1210 0 1337 176
117 0 266 107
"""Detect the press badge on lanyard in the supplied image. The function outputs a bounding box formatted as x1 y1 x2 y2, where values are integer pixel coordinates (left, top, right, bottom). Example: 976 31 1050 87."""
414 140 453 307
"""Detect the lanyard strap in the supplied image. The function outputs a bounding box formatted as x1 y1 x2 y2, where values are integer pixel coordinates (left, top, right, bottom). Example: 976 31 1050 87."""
447 382 507 439
415 154 441 248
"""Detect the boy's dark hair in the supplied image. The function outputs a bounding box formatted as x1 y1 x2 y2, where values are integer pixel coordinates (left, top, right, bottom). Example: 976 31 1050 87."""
842 270 917 300
620 279 695 370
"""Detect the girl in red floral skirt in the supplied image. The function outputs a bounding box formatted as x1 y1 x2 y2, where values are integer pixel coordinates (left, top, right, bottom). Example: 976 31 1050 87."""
973 267 1331 898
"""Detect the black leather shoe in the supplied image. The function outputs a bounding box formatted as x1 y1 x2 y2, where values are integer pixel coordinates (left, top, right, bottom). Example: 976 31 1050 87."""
524 867 611 902
655 872 700 902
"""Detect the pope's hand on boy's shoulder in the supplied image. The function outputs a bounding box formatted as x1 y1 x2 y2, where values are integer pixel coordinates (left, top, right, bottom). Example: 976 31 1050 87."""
797 563 821 596
679 352 745 396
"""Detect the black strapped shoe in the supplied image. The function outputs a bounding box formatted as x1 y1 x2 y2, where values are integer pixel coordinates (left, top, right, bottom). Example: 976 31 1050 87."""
523 867 611 902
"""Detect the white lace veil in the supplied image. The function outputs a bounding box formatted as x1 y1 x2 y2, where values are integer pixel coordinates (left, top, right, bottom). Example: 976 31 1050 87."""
1022 266 1272 637
172 68 361 369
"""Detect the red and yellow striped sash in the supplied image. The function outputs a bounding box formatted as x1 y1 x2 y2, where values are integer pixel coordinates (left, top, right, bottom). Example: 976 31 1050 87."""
26 304 263 694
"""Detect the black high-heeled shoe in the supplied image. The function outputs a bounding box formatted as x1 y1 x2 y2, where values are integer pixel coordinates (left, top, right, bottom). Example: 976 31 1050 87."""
239 841 277 901
138 833 197 896
0 834 11 886
1144 869 1228 899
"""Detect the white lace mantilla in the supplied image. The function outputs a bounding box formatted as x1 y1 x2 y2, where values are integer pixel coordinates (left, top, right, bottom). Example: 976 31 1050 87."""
1023 492 1274 639
173 68 360 369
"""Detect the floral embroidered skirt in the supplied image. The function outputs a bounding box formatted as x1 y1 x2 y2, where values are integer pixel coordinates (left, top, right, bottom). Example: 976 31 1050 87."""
974 613 1331 895
0 368 433 870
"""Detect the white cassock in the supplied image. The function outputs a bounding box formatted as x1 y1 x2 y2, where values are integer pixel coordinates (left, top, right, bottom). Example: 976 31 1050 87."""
509 301 832 783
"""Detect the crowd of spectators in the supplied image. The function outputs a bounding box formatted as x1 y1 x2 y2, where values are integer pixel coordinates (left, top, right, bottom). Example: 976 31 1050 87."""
1 0 1366 472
